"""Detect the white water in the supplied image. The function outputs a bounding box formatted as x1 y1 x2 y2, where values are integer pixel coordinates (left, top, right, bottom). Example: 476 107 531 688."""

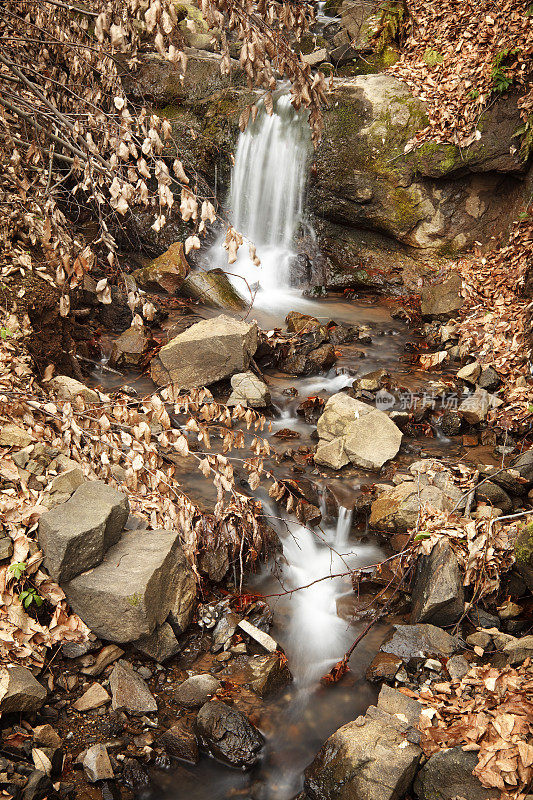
212 93 315 314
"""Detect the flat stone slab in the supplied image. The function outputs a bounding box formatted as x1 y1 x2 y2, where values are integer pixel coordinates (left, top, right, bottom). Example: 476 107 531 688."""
64 529 184 643
38 481 129 583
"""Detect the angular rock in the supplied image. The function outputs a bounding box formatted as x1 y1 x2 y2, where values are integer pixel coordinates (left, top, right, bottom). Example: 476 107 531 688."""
478 365 501 391
22 770 52 800
446 654 470 681
46 467 85 498
414 746 497 800
38 481 129 583
0 424 33 448
503 634 533 665
32 725 61 749
237 619 278 653
456 361 481 383
48 376 99 404
0 667 47 713
381 624 462 660
285 312 323 334
72 683 110 712
248 653 292 697
475 480 512 513
174 674 221 708
421 274 464 320
196 700 264 768
109 660 157 714
366 652 402 682
64 529 184 643
304 703 421 800
132 242 189 294
160 720 199 763
512 448 533 485
110 325 152 369
377 684 422 727
134 623 180 663
411 540 464 626
227 372 271 408
151 315 257 389
0 536 14 561
315 392 402 471
179 269 246 311
82 744 114 782
167 555 197 634
458 387 503 425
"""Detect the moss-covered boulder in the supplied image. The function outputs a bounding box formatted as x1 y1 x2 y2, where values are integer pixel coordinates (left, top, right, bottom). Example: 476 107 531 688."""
514 523 533 593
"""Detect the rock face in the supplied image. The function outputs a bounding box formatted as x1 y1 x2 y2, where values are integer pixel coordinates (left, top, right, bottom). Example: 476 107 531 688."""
38 482 129 583
227 372 271 408
0 666 47 714
304 687 422 800
196 701 264 768
410 540 464 625
314 392 402 471
64 529 185 642
151 315 258 389
311 73 529 273
414 746 497 800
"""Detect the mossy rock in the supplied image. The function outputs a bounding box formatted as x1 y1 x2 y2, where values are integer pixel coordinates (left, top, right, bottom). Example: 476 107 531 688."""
514 523 533 592
133 242 189 294
323 0 342 15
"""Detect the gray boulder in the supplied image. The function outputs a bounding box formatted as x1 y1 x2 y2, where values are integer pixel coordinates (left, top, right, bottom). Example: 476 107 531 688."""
134 623 180 662
411 540 464 626
420 273 463 320
0 666 47 714
315 392 402 471
174 674 221 708
381 624 462 660
64 529 185 642
414 746 497 800
196 700 264 768
38 481 129 583
109 660 157 714
476 480 513 513
227 372 271 408
151 315 258 389
304 702 421 800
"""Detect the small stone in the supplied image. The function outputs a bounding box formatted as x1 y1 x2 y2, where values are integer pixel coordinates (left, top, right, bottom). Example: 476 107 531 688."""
109 660 157 714
32 725 61 749
0 424 33 448
174 674 221 708
48 376 99 404
0 666 47 714
503 635 533 665
446 655 470 681
366 652 403 682
0 536 14 561
466 631 491 649
458 387 503 425
477 366 500 391
81 645 124 676
22 770 52 800
72 684 110 712
227 372 271 408
497 600 522 620
196 701 264 768
456 361 481 383
82 744 114 782
134 623 180 663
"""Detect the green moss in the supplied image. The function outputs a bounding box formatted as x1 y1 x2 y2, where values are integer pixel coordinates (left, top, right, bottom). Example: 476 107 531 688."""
423 48 443 67
387 187 422 229
127 593 141 607
515 522 533 566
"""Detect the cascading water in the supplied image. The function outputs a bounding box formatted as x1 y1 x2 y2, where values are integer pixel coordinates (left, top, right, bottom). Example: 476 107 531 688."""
214 93 313 311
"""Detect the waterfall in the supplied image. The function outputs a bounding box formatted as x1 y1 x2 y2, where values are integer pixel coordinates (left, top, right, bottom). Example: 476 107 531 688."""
214 93 312 310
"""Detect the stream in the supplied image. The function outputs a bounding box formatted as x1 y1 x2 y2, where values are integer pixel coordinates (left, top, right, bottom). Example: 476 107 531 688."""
100 95 462 800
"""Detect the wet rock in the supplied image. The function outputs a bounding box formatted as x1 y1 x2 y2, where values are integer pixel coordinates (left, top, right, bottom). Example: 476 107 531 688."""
174 674 221 708
304 702 421 800
198 545 230 582
160 720 199 763
248 653 292 697
167 550 197 634
109 325 152 369
227 372 271 408
353 368 389 392
285 312 323 334
22 770 52 800
315 392 402 471
134 622 180 662
82 744 114 783
132 242 189 293
238 619 278 653
109 660 157 714
381 624 462 660
72 683 110 711
514 523 533 592
366 652 403 682
64 529 185 643
414 746 496 800
475 481 513 513
196 700 264 768
458 387 503 424
308 343 337 372
421 274 463 320
411 540 464 626
38 481 129 583
0 666 47 713
0 424 33 448
48 376 99 404
179 269 246 310
151 315 257 389
456 361 481 383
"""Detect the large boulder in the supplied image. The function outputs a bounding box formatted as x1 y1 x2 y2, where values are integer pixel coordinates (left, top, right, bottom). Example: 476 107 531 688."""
311 74 528 259
304 694 422 800
0 666 47 714
150 315 258 389
420 273 463 320
414 747 497 800
196 700 264 768
132 242 189 294
64 529 187 643
410 540 464 626
38 482 129 583
314 392 402 471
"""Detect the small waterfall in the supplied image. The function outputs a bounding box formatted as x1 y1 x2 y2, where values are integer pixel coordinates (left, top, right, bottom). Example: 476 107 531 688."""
216 93 312 310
